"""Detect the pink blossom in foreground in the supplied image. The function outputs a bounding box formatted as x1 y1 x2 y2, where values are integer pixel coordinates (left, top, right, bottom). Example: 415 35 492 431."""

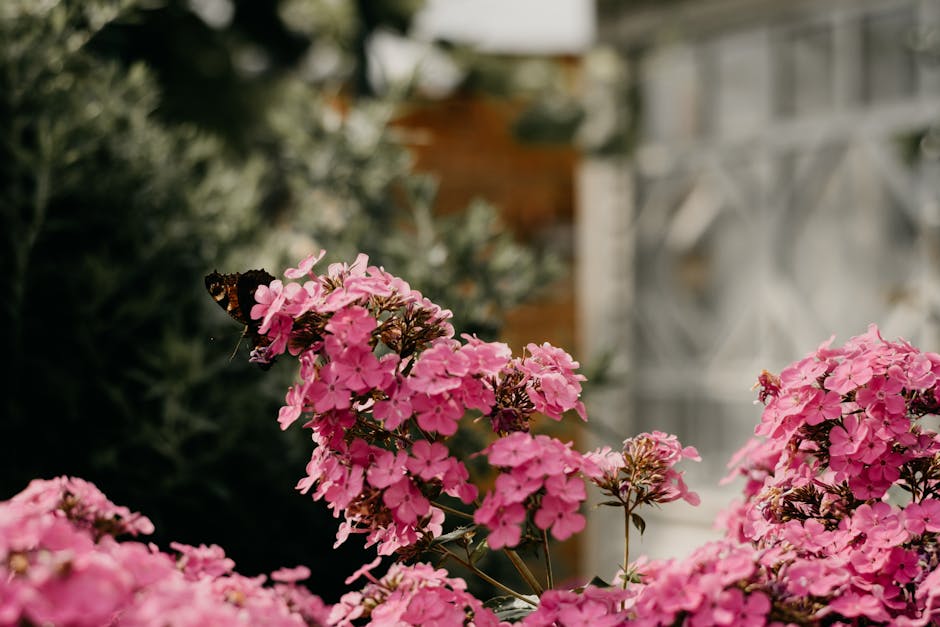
0 477 329 627
329 562 504 626
521 586 634 627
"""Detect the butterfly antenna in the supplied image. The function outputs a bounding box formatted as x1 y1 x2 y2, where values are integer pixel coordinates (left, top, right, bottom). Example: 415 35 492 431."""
229 328 248 362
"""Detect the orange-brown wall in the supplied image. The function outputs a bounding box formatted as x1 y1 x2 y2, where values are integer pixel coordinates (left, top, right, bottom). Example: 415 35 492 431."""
394 95 578 355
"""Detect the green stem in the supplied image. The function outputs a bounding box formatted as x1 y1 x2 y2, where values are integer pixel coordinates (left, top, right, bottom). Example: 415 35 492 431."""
434 501 475 521
437 547 536 607
503 548 544 596
622 504 631 589
541 529 554 590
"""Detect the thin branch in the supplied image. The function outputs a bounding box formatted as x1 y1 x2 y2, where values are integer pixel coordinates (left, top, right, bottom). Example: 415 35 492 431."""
436 547 536 607
503 548 544 596
541 529 554 590
622 505 631 589
434 501 475 521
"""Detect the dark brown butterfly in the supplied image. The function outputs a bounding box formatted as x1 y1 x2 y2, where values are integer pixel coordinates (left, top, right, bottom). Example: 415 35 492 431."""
205 269 275 367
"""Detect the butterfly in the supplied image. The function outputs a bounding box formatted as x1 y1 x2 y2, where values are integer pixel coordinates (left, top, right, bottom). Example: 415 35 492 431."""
205 269 275 366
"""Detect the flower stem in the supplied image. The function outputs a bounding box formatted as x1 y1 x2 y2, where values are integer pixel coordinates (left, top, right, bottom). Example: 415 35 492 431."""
541 529 554 590
622 505 631 589
433 501 475 521
437 547 536 607
503 548 544 595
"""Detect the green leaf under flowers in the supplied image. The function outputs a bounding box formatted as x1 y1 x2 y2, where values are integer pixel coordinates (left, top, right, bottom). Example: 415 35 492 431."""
429 525 476 547
484 595 539 621
469 538 489 565
573 575 612 592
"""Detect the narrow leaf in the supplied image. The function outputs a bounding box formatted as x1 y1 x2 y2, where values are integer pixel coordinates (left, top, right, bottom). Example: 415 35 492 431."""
631 513 647 535
429 525 475 547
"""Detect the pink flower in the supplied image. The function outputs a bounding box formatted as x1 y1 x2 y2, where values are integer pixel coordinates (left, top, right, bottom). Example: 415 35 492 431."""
494 472 542 503
459 335 512 374
826 359 874 395
270 565 311 583
373 383 414 430
412 393 462 436
308 363 352 413
325 306 376 345
366 449 408 489
474 501 526 549
904 498 940 535
486 431 540 467
828 414 870 457
803 389 842 426
440 460 478 504
855 375 905 418
779 356 828 388
724 589 770 627
406 441 451 481
534 494 585 540
251 279 287 334
784 559 848 596
283 250 326 279
382 479 430 525
331 347 387 393
409 342 468 395
826 590 890 622
277 382 309 430
170 542 236 580
29 552 134 626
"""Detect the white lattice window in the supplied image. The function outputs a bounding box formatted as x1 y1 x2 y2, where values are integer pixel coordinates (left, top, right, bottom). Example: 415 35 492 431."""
580 0 940 579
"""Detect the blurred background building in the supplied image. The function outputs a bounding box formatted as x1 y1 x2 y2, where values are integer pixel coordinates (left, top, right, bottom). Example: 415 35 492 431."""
579 0 940 578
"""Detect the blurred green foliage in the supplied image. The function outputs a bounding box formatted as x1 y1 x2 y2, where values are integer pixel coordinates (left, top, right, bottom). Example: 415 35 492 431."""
0 0 560 600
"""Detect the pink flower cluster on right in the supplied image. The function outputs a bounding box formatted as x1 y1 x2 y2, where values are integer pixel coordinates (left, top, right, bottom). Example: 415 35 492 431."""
715 324 940 624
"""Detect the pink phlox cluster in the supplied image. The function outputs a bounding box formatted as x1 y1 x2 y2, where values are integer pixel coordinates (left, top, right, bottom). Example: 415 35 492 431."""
517 342 587 421
520 585 635 626
474 432 597 549
329 561 504 626
261 254 589 557
752 326 940 500
721 325 940 624
0 477 329 627
586 431 701 508
628 541 774 627
8 475 155 540
170 541 236 580
298 433 464 556
118 566 328 627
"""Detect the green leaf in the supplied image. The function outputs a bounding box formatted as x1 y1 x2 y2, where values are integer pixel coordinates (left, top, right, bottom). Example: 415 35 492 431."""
573 575 611 593
429 525 475 547
469 538 489 565
589 575 611 588
631 513 647 535
484 596 539 621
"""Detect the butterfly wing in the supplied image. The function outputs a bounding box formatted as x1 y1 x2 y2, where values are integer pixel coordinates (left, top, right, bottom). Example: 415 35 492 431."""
205 268 275 347
205 271 248 324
